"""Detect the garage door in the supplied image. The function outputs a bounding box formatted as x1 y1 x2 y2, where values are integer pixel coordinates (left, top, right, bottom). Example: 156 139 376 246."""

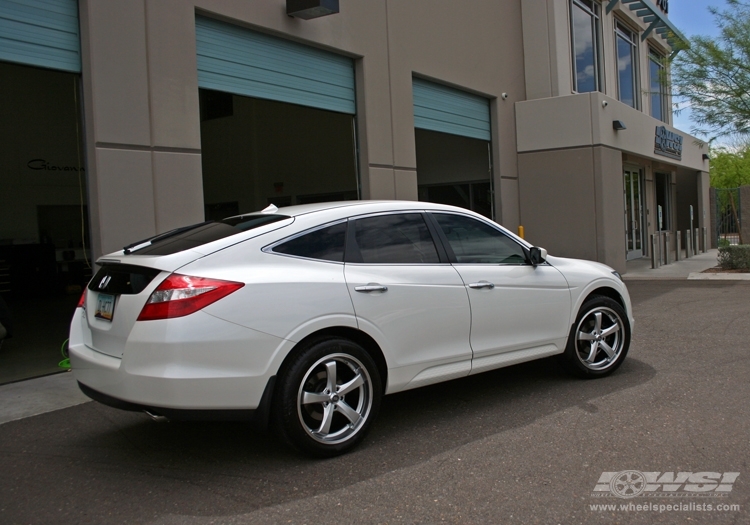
0 0 80 72
413 78 490 141
196 16 355 115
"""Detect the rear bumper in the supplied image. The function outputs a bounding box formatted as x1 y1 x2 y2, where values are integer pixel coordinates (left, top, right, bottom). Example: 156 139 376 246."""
77 378 275 424
68 307 285 413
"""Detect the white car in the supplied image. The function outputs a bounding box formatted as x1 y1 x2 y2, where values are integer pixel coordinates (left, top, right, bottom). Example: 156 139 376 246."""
69 201 633 456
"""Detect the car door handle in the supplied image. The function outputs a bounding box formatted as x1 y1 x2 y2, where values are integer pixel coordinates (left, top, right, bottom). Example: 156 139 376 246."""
354 284 388 293
468 281 495 289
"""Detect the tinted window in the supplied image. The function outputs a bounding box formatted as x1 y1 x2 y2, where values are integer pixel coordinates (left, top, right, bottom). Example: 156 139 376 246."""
272 222 346 262
433 213 527 264
88 264 160 295
351 214 439 264
125 215 289 256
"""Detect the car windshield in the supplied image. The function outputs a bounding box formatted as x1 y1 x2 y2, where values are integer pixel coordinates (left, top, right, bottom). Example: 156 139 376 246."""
123 214 289 256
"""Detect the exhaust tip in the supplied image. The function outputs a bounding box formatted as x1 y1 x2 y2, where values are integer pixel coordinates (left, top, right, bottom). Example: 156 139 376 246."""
144 410 169 423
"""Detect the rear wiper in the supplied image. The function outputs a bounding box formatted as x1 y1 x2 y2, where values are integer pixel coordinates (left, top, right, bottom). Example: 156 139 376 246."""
123 221 213 254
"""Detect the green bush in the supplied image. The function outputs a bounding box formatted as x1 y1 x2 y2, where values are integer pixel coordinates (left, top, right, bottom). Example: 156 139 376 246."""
718 238 731 248
718 245 750 269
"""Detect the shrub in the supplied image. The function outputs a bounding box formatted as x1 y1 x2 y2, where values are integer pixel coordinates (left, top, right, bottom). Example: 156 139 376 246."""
718 245 750 269
718 238 731 248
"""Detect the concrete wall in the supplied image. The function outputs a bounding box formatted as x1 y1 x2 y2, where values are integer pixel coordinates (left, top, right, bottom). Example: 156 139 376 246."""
516 92 707 171
516 145 626 273
78 0 526 258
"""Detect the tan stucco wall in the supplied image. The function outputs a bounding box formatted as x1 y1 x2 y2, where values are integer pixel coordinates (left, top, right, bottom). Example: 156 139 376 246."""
517 145 627 273
78 0 526 257
516 92 707 171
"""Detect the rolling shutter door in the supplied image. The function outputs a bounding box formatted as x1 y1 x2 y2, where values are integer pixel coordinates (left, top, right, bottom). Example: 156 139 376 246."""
196 16 355 115
413 78 490 141
0 0 81 73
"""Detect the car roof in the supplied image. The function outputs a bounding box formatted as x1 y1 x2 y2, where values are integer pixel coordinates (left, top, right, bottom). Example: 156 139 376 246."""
234 200 476 219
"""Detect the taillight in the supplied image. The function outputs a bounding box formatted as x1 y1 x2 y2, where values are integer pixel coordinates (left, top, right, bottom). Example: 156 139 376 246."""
137 274 244 321
77 290 86 308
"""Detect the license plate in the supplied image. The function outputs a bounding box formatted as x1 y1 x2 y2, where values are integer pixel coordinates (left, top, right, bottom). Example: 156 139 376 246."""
95 293 115 321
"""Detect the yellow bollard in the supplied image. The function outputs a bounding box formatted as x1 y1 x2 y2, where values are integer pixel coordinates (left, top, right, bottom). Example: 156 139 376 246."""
518 225 525 239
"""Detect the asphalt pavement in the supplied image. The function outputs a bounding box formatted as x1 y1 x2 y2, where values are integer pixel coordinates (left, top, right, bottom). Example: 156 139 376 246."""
1 278 749 524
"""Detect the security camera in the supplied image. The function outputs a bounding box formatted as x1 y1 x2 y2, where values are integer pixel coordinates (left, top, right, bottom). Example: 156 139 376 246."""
602 100 608 107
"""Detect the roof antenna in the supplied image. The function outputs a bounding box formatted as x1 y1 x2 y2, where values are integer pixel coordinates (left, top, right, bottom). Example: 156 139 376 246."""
261 204 278 214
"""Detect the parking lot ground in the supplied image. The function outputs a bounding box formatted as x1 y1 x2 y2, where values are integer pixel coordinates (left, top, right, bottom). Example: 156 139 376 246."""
0 280 749 524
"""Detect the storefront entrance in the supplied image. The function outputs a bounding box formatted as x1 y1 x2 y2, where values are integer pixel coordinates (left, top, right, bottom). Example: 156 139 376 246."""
624 168 645 260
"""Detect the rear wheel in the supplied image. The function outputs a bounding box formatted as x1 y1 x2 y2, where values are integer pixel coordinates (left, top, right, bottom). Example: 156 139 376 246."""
275 338 381 457
563 296 630 378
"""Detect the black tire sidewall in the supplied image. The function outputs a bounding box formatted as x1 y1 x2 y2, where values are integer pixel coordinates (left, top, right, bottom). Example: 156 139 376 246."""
564 296 631 378
275 337 382 457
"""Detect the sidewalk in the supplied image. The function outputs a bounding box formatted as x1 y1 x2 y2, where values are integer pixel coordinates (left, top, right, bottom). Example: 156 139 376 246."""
624 249 720 280
0 371 88 425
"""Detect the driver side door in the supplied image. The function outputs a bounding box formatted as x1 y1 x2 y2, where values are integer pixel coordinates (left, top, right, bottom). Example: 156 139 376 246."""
428 212 571 374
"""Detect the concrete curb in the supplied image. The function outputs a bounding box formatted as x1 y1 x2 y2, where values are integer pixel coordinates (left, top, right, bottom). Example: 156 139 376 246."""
688 272 750 280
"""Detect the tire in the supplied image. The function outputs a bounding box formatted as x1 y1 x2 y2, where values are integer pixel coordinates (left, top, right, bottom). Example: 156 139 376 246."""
274 337 382 457
562 296 631 378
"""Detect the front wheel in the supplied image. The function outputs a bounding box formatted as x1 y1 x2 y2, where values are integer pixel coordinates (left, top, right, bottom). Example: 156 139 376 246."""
274 338 382 457
563 296 630 378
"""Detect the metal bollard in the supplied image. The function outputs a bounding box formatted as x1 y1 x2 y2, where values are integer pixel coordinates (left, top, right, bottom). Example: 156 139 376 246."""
664 231 671 265
651 234 659 269
676 231 681 261
703 227 708 253
694 228 700 254
685 229 692 258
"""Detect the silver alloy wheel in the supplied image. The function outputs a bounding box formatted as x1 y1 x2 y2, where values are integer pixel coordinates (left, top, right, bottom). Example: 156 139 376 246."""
574 306 625 371
296 353 374 445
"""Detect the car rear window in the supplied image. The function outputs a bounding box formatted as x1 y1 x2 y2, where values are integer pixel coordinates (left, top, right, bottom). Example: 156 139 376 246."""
88 264 160 295
124 215 289 256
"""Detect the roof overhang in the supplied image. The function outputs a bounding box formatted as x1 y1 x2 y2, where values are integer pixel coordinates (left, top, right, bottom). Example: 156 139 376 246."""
606 0 688 55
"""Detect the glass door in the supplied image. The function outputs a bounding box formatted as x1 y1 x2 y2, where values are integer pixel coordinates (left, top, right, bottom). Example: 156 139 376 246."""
624 168 644 260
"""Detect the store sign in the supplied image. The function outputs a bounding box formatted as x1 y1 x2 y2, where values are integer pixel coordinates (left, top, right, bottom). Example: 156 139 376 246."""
654 126 682 160
656 0 668 14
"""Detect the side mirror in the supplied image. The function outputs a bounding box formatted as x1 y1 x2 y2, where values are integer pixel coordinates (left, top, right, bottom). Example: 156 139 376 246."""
528 246 547 266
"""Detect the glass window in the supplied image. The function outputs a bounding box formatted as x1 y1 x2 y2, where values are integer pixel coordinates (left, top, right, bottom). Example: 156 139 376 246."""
433 213 527 265
649 49 668 122
125 214 289 256
272 222 347 262
350 214 439 264
615 21 639 109
570 0 602 93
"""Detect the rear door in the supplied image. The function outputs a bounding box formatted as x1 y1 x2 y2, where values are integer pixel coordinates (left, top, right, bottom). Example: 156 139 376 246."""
344 212 472 389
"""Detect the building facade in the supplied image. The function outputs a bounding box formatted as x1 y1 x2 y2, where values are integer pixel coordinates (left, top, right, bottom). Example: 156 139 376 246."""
0 0 708 286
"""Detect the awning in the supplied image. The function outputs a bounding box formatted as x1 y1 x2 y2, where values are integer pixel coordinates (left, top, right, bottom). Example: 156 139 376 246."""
606 0 688 54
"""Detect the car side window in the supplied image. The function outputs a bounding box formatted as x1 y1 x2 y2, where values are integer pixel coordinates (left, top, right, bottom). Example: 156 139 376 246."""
350 213 440 264
272 222 346 262
433 213 527 264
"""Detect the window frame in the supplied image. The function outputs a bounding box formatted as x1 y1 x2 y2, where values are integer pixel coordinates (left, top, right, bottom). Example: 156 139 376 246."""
265 218 348 264
345 211 449 265
570 0 604 94
648 47 669 122
425 211 536 267
614 19 640 109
